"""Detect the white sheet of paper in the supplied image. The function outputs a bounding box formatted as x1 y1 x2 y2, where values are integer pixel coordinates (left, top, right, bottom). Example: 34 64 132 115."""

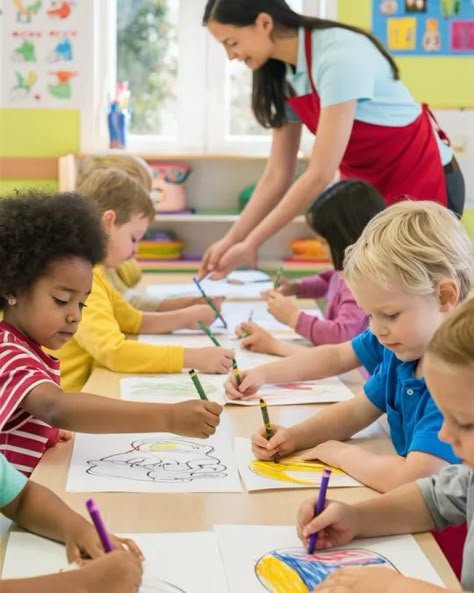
2 531 229 593
234 437 360 491
66 430 242 493
121 374 227 404
226 270 270 283
225 376 354 406
147 280 274 300
214 525 443 592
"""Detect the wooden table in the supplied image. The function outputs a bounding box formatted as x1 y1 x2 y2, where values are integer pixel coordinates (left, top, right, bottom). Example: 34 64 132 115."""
0 273 461 588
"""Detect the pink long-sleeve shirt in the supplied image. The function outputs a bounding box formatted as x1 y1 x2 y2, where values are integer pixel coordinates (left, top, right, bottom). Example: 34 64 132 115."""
294 270 367 345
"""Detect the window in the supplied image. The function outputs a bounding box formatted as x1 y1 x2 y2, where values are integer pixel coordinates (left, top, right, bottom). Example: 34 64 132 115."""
89 0 331 154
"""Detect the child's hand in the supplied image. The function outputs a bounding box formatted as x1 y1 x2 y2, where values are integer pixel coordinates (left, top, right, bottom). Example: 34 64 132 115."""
236 322 281 355
261 278 298 297
251 425 295 460
190 346 234 373
224 368 266 400
78 550 143 593
299 441 353 470
313 566 405 593
297 499 358 551
170 399 223 438
58 429 73 442
64 519 143 565
266 291 300 328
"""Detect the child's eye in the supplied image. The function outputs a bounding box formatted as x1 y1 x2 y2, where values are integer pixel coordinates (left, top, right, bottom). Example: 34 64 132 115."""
53 297 68 306
384 313 399 320
457 421 474 431
79 302 88 310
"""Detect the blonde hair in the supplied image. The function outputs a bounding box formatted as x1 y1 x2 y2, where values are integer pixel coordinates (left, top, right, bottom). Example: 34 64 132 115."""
77 169 155 225
428 298 474 366
344 201 474 301
76 150 153 192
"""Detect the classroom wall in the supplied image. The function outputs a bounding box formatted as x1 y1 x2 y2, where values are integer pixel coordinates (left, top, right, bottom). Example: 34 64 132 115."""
0 109 80 194
337 0 474 208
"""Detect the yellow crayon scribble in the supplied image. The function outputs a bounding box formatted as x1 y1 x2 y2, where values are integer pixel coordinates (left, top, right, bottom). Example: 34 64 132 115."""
256 556 307 593
148 443 178 452
251 458 344 485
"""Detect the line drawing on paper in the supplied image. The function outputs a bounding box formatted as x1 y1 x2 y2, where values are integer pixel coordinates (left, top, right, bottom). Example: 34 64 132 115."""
250 458 345 486
86 437 228 483
255 547 397 592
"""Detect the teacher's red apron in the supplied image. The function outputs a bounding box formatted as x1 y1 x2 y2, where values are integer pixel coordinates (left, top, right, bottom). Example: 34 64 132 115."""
287 29 448 206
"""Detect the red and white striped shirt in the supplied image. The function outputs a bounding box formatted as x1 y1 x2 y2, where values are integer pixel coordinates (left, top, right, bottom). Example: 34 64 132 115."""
0 321 60 476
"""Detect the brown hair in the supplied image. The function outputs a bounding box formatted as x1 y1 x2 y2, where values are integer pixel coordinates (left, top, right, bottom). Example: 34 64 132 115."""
427 298 474 366
77 169 155 225
76 150 153 192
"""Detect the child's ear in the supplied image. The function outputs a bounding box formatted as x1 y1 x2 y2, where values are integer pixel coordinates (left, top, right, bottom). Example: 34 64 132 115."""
102 209 116 232
437 278 459 312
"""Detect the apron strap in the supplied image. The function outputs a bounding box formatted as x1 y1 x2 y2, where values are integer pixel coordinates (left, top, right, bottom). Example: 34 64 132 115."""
422 103 451 146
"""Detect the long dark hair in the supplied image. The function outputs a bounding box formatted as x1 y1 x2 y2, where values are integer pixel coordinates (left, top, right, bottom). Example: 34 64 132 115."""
306 180 386 271
203 0 399 129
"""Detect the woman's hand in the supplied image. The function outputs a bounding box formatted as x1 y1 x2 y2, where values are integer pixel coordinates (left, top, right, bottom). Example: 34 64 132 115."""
206 241 257 280
198 237 235 279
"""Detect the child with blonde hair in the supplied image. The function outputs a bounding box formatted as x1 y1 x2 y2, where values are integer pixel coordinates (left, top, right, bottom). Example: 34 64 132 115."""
0 191 225 477
0 453 142 593
55 169 233 392
297 298 474 593
228 201 474 492
76 150 210 312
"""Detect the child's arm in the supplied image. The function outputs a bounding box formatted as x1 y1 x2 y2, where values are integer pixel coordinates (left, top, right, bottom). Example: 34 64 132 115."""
225 340 361 399
1 551 142 593
2 479 142 564
21 383 223 438
297 481 434 549
155 296 211 311
294 293 367 346
302 444 449 492
139 303 218 333
251 388 381 459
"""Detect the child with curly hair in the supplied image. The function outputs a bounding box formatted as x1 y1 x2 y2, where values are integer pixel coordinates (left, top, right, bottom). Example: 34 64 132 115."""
0 191 224 476
0 453 142 593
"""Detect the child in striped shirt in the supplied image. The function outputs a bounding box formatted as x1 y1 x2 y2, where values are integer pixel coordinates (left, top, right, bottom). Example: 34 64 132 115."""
0 191 223 476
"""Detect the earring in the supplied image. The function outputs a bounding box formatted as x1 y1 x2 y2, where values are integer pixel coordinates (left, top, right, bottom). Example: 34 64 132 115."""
7 296 17 306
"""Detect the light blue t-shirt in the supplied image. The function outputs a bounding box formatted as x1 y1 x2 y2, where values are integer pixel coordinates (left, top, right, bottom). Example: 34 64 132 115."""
352 329 459 463
286 27 452 165
0 453 27 508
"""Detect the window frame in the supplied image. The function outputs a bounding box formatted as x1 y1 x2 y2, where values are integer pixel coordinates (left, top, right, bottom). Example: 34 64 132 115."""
85 0 334 155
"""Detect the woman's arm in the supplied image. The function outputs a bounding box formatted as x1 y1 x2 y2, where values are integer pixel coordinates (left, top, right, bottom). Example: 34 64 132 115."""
198 123 301 277
244 101 357 250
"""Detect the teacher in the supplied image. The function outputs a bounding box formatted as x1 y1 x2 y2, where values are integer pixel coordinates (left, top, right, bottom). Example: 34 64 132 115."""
199 0 465 278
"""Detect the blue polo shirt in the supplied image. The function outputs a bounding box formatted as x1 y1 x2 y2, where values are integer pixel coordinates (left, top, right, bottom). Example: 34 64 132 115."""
352 329 459 463
0 453 27 508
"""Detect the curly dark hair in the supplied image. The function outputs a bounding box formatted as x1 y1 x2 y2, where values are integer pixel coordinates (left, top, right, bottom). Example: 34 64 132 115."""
0 190 106 309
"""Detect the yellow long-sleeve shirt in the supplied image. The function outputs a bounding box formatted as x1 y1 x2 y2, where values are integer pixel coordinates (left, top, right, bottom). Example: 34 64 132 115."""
54 266 184 392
